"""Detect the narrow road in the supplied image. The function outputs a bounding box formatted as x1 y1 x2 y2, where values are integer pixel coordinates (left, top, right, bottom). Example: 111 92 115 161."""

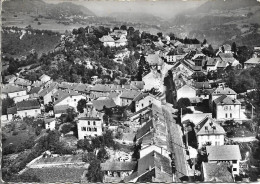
162 105 188 182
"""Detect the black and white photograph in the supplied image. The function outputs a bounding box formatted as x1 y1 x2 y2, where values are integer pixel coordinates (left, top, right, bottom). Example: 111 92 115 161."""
1 0 260 182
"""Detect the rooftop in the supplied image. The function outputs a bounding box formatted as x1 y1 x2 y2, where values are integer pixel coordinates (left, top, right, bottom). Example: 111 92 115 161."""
202 162 233 182
101 161 137 171
212 87 237 96
206 145 242 161
121 89 141 100
2 84 25 94
92 98 117 111
244 57 260 64
196 117 226 135
214 95 241 105
16 99 40 111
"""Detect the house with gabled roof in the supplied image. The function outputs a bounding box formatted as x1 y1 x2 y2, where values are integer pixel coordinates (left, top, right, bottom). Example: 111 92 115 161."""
53 105 74 118
2 84 27 99
206 145 242 176
77 116 103 138
39 82 59 105
44 117 56 130
133 93 161 112
244 57 260 69
193 116 225 148
213 95 241 120
99 35 115 47
202 162 234 182
120 89 141 106
124 151 173 183
16 99 41 118
101 161 137 182
206 57 220 71
39 74 51 83
209 86 237 110
176 84 196 101
53 90 87 112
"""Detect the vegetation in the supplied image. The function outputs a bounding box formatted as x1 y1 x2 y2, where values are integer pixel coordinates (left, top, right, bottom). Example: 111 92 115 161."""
2 97 15 115
77 99 87 113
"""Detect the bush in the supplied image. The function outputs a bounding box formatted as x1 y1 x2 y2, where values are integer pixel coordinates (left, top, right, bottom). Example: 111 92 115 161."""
12 131 18 136
97 147 109 162
3 144 17 155
82 152 96 163
60 123 72 134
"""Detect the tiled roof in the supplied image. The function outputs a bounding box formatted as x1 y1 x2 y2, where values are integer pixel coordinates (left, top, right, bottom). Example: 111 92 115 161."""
38 83 58 97
182 113 212 126
16 99 40 111
133 92 149 102
206 58 219 66
212 87 237 96
53 91 83 106
31 81 44 87
54 105 73 114
58 82 79 90
14 78 32 86
39 74 50 80
74 83 92 93
99 35 114 42
130 81 145 90
214 95 241 105
28 87 42 94
7 106 17 114
44 118 56 124
206 145 242 161
196 116 226 135
101 161 137 171
121 89 141 100
196 89 214 96
222 44 232 51
146 54 164 66
2 84 25 94
244 57 260 64
78 116 101 120
202 162 233 182
193 81 211 89
217 60 228 68
189 97 203 104
92 98 116 111
136 119 153 140
137 151 172 177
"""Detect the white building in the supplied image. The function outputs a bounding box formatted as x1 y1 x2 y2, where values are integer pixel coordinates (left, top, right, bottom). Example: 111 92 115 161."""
77 117 102 139
133 93 161 112
194 116 226 148
206 145 242 176
213 95 241 120
176 84 196 101
44 118 56 130
39 74 51 83
2 84 27 99
16 99 41 118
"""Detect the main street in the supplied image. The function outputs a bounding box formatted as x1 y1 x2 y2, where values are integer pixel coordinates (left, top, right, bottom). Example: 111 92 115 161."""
162 105 189 182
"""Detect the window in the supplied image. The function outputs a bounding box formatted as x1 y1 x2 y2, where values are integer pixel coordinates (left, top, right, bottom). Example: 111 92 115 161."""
230 113 232 118
142 104 144 107
232 160 237 164
149 100 151 104
230 106 232 110
93 121 96 125
35 110 38 112
74 99 76 102
215 135 220 139
225 113 228 118
88 121 90 125
82 127 86 131
233 168 237 171
17 93 19 95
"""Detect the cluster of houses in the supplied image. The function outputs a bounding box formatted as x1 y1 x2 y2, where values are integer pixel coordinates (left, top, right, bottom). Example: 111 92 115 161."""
99 29 128 47
2 30 260 183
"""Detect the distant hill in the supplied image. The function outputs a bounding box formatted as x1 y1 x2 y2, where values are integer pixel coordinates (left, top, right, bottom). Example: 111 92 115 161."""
170 0 260 46
2 0 95 18
109 12 163 25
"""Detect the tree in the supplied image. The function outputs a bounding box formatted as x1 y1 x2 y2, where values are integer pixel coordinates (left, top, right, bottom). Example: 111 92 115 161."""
97 147 109 162
60 123 72 135
77 99 87 113
231 42 237 54
82 152 96 163
136 54 150 81
202 39 207 45
2 97 15 115
77 139 94 152
120 25 127 30
86 159 104 182
177 98 191 108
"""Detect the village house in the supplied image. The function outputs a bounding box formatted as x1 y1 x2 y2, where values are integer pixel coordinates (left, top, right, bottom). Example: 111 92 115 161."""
142 71 163 92
206 57 220 72
244 57 260 69
13 77 32 90
213 95 241 120
172 60 195 78
1 84 27 99
120 89 141 106
53 90 87 112
101 161 137 182
164 49 186 63
44 117 56 130
176 84 196 101
201 162 234 182
218 53 241 69
182 113 212 126
39 83 59 105
91 97 117 112
206 145 242 176
77 116 102 139
194 116 226 148
39 74 51 83
53 105 73 118
209 86 237 110
100 35 115 47
133 93 161 112
124 151 173 183
16 99 41 118
217 44 232 55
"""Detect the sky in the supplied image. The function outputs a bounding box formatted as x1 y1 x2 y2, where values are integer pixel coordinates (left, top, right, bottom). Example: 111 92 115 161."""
44 0 206 19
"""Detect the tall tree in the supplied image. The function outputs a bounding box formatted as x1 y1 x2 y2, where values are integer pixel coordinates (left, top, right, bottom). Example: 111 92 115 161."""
231 42 237 54
77 99 87 113
86 159 104 182
136 55 150 81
